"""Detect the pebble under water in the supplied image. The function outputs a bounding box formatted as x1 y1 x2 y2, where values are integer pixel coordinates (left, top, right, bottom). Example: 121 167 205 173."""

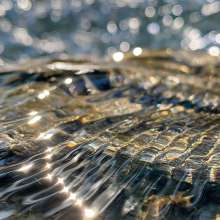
0 51 220 219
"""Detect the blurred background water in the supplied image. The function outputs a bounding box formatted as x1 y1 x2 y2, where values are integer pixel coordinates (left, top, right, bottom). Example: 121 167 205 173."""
0 0 220 63
1 2 220 219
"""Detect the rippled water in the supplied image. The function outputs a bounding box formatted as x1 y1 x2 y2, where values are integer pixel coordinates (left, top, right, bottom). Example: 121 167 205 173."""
1 1 220 220
0 51 220 220
0 0 220 62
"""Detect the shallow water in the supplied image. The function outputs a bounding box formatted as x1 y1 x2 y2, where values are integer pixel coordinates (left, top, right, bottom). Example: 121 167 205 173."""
1 1 220 220
0 51 220 219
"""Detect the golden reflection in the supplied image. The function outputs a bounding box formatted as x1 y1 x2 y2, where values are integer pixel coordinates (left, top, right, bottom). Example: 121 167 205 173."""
69 192 77 201
133 47 143 56
57 177 64 185
45 173 53 181
1 0 220 218
28 111 38 116
75 198 83 207
112 51 124 62
64 77 73 85
45 163 51 170
38 132 52 140
38 90 50 100
45 147 53 153
216 214 220 220
185 170 193 184
67 141 78 148
38 129 57 140
17 163 33 173
210 167 218 182
84 208 96 219
62 186 70 194
28 115 42 125
44 153 53 160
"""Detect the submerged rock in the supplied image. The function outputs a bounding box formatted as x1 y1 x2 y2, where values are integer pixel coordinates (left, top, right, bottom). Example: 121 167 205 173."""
0 50 220 220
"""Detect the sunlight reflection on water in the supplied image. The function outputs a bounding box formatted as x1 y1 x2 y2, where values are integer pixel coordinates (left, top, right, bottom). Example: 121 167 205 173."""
0 0 219 63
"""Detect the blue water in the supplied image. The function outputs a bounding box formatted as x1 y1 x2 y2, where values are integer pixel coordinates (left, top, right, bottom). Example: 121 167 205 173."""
0 0 220 62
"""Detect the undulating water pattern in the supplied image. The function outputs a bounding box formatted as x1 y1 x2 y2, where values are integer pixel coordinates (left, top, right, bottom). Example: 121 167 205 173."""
0 51 220 219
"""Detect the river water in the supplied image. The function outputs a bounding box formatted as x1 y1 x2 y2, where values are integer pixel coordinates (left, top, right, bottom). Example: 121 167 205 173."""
1 1 220 220
0 0 220 62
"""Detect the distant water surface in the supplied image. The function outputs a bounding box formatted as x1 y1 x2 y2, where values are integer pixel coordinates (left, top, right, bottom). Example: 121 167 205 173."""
0 0 220 63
